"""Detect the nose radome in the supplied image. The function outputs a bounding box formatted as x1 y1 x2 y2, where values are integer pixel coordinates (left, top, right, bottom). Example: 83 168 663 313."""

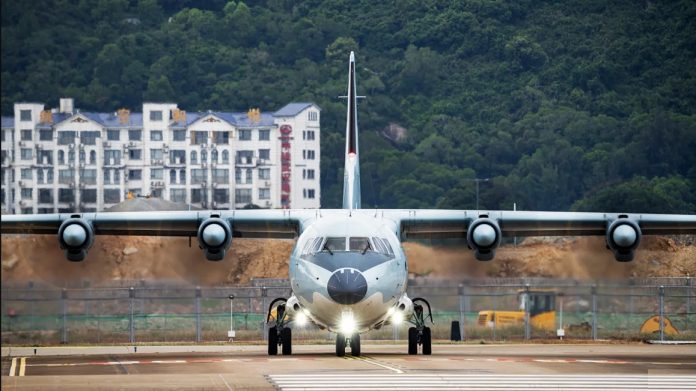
327 268 367 305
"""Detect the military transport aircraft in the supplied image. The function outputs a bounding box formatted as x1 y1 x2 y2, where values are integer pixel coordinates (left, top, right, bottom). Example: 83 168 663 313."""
2 52 695 357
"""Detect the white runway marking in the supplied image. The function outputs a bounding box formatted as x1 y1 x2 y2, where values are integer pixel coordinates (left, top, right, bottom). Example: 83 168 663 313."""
268 374 696 390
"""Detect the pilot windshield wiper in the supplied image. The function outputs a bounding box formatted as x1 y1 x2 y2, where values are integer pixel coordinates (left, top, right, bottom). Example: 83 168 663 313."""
323 243 334 255
361 243 370 255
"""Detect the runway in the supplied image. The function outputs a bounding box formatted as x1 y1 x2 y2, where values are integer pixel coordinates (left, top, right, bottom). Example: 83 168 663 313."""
2 343 695 390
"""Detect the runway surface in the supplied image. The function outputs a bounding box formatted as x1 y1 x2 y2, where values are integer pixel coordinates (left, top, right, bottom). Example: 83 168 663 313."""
2 343 695 390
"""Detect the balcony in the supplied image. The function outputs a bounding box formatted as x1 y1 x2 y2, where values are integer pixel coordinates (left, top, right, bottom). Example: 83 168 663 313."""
235 156 257 167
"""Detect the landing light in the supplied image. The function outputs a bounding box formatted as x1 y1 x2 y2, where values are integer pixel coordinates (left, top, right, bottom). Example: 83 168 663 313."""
340 313 356 335
295 311 308 327
391 311 404 325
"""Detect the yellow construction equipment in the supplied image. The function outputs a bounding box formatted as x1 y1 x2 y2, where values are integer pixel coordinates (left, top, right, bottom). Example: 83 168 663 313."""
640 315 679 335
477 289 557 331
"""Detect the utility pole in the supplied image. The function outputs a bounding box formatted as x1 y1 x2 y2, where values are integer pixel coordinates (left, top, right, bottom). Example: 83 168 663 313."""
464 178 490 210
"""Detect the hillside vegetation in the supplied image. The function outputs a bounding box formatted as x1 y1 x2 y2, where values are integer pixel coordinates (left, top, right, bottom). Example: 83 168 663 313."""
2 0 695 211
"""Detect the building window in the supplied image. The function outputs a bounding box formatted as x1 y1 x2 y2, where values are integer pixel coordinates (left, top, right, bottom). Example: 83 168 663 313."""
179 169 186 183
170 169 176 183
58 131 76 145
303 169 315 180
258 129 270 141
58 150 65 164
129 149 142 160
303 130 315 140
104 170 111 184
81 189 97 203
213 189 229 203
259 188 270 200
150 130 163 141
128 169 142 180
222 150 229 164
107 130 120 140
239 129 252 141
89 150 96 165
22 208 33 214
192 131 207 144
173 129 185 141
170 150 186 164
47 169 54 183
235 167 242 183
308 111 318 121
190 151 197 164
170 189 185 202
113 169 120 182
21 168 32 179
151 168 163 180
82 169 97 184
151 149 163 161
37 169 44 183
21 148 33 160
236 150 254 164
303 189 316 199
21 188 32 200
20 110 32 121
191 169 206 184
245 168 252 184
214 132 229 144
128 129 142 141
79 150 86 163
303 150 315 160
235 189 251 204
201 150 208 164
258 149 270 160
211 149 218 163
59 188 74 203
104 150 121 165
213 168 228 184
191 189 203 203
81 131 99 145
150 110 163 121
59 169 74 184
258 168 270 180
68 150 75 163
39 189 53 204
21 129 32 141
104 189 120 204
39 129 53 141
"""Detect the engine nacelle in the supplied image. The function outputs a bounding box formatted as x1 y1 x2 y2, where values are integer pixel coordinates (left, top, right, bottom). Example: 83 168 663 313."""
57 218 95 262
197 217 232 261
467 218 502 261
606 219 641 262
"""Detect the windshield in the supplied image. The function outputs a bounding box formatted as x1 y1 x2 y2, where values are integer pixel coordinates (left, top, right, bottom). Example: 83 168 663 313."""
299 236 395 258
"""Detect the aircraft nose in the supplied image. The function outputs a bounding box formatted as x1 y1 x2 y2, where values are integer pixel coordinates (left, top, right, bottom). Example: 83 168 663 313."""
327 268 367 305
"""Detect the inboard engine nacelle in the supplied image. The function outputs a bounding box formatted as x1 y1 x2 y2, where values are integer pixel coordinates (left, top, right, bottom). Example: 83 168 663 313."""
467 217 502 261
606 219 641 262
58 218 95 262
197 217 232 261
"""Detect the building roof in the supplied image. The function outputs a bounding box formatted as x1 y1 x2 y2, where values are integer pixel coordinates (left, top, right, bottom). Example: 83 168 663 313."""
174 111 276 128
1 116 13 128
82 112 143 127
273 102 318 117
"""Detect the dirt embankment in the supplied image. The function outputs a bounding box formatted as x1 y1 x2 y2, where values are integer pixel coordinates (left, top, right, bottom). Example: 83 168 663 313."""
2 234 694 287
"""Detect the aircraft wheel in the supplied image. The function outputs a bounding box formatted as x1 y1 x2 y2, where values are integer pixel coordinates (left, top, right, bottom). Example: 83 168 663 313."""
268 326 278 355
422 327 432 355
408 327 417 355
281 327 292 355
336 333 346 357
350 333 361 356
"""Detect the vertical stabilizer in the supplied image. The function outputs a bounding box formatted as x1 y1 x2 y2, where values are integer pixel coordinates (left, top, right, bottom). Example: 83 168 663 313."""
342 52 361 210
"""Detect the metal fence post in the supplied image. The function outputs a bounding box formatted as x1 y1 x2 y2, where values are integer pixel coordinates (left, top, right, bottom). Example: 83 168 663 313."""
659 285 665 342
686 277 691 331
262 287 268 341
195 287 202 343
129 287 135 344
458 284 466 340
492 291 498 341
61 288 68 344
524 284 530 340
591 285 597 341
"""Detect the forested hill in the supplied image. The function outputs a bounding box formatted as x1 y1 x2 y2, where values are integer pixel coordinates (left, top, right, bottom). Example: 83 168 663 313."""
2 0 695 212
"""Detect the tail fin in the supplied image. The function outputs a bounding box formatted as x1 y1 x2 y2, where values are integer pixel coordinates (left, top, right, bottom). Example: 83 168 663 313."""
342 51 361 210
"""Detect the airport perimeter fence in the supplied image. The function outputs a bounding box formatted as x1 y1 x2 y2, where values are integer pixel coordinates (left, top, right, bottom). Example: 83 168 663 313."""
1 277 694 345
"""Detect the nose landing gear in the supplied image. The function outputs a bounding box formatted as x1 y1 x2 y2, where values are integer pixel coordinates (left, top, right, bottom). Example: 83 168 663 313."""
335 332 361 357
408 297 433 355
266 298 292 355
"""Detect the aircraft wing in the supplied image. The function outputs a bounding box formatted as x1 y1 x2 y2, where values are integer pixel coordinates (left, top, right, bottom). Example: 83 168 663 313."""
389 209 696 261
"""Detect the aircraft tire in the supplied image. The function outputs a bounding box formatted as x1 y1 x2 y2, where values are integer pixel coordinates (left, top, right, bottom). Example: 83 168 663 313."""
408 327 418 355
336 333 346 357
268 326 278 355
281 327 292 355
350 333 361 356
422 327 432 355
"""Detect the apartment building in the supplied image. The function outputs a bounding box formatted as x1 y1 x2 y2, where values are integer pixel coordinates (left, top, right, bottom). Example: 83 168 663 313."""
0 98 320 214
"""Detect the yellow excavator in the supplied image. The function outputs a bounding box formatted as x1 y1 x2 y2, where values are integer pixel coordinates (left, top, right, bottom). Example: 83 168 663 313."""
477 289 679 335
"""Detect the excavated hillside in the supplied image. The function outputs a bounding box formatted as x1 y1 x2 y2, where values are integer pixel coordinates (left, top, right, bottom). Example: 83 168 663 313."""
1 200 693 286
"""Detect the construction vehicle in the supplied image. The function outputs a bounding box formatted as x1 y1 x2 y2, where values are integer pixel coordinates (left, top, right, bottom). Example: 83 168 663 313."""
477 289 557 331
639 315 679 335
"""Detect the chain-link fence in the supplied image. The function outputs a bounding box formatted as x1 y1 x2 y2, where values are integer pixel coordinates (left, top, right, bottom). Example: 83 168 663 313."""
2 277 694 344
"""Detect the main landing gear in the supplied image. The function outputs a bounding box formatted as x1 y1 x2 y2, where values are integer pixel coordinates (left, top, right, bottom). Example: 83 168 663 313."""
266 298 292 355
335 332 361 357
408 298 433 355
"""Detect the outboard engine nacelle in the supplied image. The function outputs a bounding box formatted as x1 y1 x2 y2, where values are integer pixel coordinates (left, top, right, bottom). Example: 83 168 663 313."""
606 218 641 262
58 218 95 262
197 217 232 261
467 217 502 261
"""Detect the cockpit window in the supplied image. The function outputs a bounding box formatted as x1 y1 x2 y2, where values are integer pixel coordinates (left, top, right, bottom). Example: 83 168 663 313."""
323 237 347 252
349 237 372 252
372 237 395 258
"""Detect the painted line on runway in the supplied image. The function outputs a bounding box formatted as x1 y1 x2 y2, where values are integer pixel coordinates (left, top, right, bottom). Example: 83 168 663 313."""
268 374 696 390
8 357 16 376
218 374 234 391
18 357 26 376
344 355 404 374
